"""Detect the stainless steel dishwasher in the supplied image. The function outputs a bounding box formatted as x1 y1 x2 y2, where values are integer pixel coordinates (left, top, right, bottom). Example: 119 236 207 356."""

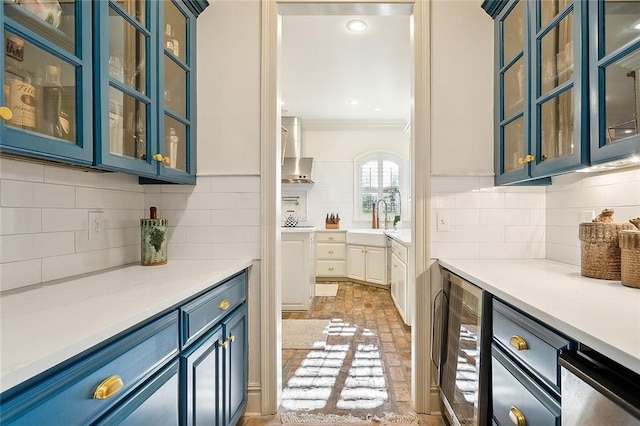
432 267 491 426
560 348 640 425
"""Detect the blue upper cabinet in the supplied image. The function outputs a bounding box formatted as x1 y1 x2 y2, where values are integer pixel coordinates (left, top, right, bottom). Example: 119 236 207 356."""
1 0 205 184
588 0 640 164
94 0 198 184
1 0 93 164
488 0 588 185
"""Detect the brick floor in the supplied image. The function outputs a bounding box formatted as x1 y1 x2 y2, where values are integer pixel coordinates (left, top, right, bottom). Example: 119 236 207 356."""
239 282 444 425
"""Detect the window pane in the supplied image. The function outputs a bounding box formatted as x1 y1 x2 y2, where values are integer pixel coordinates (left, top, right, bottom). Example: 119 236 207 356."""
604 50 640 144
361 160 378 189
540 13 573 96
604 0 640 56
165 0 186 62
109 6 146 94
502 1 524 65
540 89 574 161
502 117 524 173
362 193 378 213
540 0 570 28
503 57 525 119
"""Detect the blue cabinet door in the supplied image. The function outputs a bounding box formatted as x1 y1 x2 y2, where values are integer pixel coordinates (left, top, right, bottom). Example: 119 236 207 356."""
588 0 640 164
1 0 93 164
94 361 180 426
181 325 224 426
223 304 248 426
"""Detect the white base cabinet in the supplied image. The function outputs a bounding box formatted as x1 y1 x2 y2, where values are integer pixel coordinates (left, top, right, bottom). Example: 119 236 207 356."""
390 239 411 325
347 245 388 286
315 231 347 278
282 231 315 311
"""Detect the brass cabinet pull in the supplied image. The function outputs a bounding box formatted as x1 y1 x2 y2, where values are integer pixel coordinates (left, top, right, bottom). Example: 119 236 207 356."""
0 106 13 121
93 375 124 400
510 335 528 351
328 250 334 254
509 406 526 426
524 154 535 163
517 157 525 165
162 156 171 165
328 267 334 271
328 237 334 240
227 335 235 343
219 299 230 310
152 153 163 162
219 340 227 349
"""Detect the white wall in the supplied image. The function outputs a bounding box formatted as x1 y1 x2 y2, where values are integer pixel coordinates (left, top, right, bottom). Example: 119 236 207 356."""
546 168 640 265
430 0 494 175
430 176 546 259
196 0 261 175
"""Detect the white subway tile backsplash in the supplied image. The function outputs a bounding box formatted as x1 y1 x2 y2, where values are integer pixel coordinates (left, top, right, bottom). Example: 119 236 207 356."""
103 245 139 268
0 158 44 182
44 166 104 188
102 173 144 193
456 192 505 209
546 243 579 266
211 176 260 193
107 227 140 248
431 176 480 193
606 182 640 206
237 226 260 243
505 192 545 209
238 193 260 209
168 226 187 244
142 193 186 211
455 225 505 242
161 209 210 227
564 186 607 208
429 226 458 242
430 242 480 259
212 242 260 260
530 242 545 258
104 209 145 229
1 208 42 235
77 187 144 210
75 230 111 252
546 226 564 244
1 232 75 263
505 225 544 242
0 259 42 291
42 209 87 232
186 192 237 210
1 180 75 208
169 243 212 260
480 242 530 259
480 209 530 226
42 250 104 282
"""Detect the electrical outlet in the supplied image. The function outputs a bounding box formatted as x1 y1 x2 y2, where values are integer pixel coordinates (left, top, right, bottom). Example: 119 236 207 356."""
88 212 105 240
579 210 595 223
436 211 450 232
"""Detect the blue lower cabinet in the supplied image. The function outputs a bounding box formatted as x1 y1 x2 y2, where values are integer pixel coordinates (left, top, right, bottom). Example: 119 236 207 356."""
93 361 180 425
181 325 224 425
224 305 248 426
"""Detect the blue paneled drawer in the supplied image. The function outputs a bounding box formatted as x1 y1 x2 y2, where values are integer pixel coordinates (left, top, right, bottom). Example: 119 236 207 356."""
492 344 561 426
180 271 247 348
493 299 570 392
0 312 179 426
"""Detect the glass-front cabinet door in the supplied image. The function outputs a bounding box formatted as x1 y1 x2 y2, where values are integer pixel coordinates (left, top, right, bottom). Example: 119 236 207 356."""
589 0 640 163
530 0 588 177
94 0 156 176
495 0 529 185
158 0 195 182
1 0 93 164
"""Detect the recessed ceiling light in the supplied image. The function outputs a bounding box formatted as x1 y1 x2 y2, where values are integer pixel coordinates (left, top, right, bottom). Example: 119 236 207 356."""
624 129 633 134
634 22 640 30
374 107 382 112
346 20 367 32
348 99 359 106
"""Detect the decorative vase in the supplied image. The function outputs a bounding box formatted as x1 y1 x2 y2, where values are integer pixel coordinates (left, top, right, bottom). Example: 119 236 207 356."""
141 207 167 266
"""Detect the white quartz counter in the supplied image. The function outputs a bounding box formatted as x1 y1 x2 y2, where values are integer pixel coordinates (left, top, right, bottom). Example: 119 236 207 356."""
0 259 253 393
385 229 411 245
438 258 640 373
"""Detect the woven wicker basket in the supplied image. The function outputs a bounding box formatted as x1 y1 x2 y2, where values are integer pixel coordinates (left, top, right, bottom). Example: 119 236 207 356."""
619 230 640 289
578 222 634 280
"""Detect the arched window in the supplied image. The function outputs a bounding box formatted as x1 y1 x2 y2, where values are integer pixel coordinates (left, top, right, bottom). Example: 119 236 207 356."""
354 151 405 222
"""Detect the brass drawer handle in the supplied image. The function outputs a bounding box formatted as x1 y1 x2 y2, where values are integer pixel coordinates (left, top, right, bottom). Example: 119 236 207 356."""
510 335 528 351
152 153 163 162
93 375 124 400
227 335 235 343
162 156 171 165
328 267 334 271
219 340 227 349
328 250 334 254
0 106 13 121
328 237 334 240
509 406 526 426
219 299 230 310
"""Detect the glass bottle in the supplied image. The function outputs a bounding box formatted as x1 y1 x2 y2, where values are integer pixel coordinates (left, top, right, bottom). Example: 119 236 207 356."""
167 127 179 168
165 24 174 53
42 65 63 137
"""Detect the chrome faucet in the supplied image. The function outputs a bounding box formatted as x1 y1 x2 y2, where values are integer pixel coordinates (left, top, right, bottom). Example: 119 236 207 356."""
376 199 388 230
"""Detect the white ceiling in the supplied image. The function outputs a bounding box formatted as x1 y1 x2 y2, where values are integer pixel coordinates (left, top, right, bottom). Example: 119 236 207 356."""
281 14 411 123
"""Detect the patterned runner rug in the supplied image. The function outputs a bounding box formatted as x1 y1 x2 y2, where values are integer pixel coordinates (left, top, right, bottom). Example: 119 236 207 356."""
280 412 420 424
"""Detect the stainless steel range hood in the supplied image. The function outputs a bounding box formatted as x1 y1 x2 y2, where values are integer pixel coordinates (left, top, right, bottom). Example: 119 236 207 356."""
281 116 314 183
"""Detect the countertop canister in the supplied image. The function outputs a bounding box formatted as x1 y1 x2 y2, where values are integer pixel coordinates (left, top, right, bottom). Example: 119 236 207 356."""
619 218 640 288
141 207 167 265
578 209 634 280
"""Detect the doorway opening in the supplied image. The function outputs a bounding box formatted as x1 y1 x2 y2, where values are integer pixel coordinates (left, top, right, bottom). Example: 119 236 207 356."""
277 4 416 421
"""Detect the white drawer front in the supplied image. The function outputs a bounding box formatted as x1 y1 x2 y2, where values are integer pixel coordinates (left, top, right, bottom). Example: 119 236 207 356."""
316 243 346 259
316 232 346 243
316 260 346 276
391 241 408 263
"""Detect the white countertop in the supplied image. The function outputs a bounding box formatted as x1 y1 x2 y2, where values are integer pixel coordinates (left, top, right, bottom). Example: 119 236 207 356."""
281 227 317 233
0 259 253 393
385 229 411 245
438 258 640 373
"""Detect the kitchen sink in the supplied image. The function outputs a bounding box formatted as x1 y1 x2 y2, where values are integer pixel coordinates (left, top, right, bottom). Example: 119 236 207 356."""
346 229 389 247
